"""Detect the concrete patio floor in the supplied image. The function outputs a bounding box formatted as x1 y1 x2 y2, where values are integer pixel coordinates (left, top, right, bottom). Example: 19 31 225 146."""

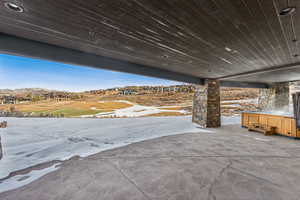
1 124 300 200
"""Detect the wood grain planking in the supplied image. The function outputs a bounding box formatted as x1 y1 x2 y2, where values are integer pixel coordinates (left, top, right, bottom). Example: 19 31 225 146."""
0 0 300 82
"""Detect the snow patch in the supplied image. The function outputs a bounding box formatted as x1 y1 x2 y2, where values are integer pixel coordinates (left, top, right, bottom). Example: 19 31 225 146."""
82 100 188 118
0 116 207 180
222 98 258 104
0 163 60 193
0 116 239 192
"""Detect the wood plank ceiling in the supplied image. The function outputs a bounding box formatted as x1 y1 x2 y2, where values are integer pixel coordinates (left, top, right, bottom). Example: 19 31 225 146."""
0 0 300 83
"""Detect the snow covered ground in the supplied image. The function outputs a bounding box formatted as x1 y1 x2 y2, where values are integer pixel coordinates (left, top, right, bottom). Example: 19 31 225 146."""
0 116 240 193
82 100 189 118
221 98 258 104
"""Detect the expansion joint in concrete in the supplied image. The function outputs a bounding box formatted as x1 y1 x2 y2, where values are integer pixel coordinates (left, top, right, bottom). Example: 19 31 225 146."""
109 161 152 200
207 159 232 200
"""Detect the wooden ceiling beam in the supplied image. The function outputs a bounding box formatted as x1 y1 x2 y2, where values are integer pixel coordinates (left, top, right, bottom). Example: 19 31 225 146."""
0 33 204 85
220 81 269 88
0 33 269 88
218 62 300 81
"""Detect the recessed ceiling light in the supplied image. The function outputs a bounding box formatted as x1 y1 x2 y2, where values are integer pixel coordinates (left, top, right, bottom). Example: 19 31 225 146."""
280 7 296 16
4 2 24 13
225 47 232 52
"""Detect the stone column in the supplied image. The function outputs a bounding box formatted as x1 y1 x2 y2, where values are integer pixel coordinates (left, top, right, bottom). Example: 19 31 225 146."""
192 79 221 128
258 82 290 111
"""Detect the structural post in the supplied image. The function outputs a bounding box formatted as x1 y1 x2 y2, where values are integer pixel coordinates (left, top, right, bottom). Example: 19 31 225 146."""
192 79 221 128
258 82 290 111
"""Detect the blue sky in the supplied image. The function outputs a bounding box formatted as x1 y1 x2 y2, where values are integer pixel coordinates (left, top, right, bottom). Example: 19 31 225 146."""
0 54 181 92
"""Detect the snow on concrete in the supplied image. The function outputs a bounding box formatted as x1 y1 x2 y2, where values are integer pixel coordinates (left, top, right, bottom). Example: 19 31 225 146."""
0 115 240 192
0 163 61 193
82 100 189 118
0 116 204 179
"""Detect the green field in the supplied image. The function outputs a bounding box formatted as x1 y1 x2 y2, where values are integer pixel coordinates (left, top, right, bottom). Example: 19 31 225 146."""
32 108 102 117
0 100 131 117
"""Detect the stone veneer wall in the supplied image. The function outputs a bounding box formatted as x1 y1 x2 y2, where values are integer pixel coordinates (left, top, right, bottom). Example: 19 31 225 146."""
192 80 221 128
258 82 290 111
258 87 275 111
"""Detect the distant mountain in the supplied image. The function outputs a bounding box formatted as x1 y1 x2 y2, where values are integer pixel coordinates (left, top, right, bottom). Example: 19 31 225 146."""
0 85 191 96
0 88 62 95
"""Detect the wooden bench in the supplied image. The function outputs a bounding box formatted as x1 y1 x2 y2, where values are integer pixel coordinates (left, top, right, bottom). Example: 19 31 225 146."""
248 123 276 136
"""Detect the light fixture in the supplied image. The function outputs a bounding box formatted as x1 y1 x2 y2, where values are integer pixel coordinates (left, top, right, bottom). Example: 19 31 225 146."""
225 47 232 52
279 7 296 16
4 2 24 13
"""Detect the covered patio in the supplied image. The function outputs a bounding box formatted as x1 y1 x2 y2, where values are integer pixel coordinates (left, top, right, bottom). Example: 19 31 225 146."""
1 124 300 200
1 0 300 127
1 1 300 199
